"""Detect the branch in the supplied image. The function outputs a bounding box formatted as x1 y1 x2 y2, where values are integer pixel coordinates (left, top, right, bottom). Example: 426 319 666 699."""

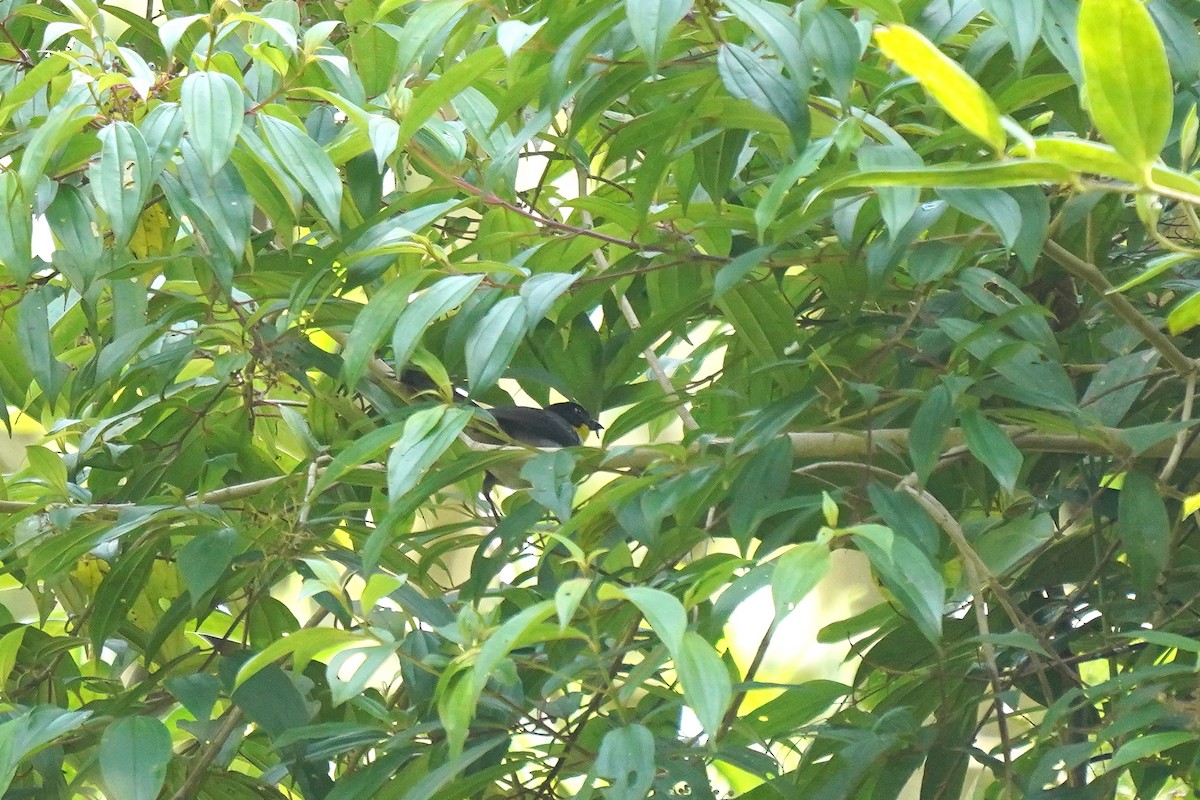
1044 240 1197 376
575 166 700 432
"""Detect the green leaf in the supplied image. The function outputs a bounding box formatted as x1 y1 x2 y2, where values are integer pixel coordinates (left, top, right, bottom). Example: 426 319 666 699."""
1168 289 1200 335
908 383 954 482
158 13 205 58
804 7 861 102
341 270 429 389
165 673 220 721
675 631 732 739
817 161 1075 199
717 42 809 147
620 585 687 654
18 288 68 406
328 644 395 706
259 112 344 228
520 272 579 324
625 0 689 73
310 421 406 497
89 545 157 652
181 71 244 176
547 579 589 638
980 0 1043 71
521 449 578 520
465 295 527 393
24 445 68 498
450 600 556 754
0 708 90 795
88 121 153 250
1081 349 1159 425
0 52 68 128
178 528 238 603
0 627 26 689
771 541 831 619
395 46 506 154
850 524 945 642
960 408 1023 492
1109 732 1196 771
393 273 483 371
724 0 808 92
596 724 656 800
235 628 367 688
1110 252 1192 296
45 184 101 283
713 244 777 298
937 188 1022 252
859 143 922 236
389 0 470 71
1077 0 1172 168
386 406 473 500
867 482 939 557
17 85 92 197
873 24 1006 152
1118 470 1170 594
99 717 172 800
754 139 830 241
0 171 32 283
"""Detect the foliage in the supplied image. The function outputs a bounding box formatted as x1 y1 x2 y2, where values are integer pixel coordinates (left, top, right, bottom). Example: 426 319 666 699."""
0 0 1198 797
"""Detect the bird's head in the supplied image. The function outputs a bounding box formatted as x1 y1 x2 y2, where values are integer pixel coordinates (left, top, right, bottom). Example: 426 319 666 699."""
547 402 603 442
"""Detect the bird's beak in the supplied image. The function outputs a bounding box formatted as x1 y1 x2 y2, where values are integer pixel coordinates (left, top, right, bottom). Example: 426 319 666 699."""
578 418 602 441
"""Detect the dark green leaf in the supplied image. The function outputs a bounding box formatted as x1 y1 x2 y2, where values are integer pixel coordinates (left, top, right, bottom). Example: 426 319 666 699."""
908 383 954 482
177 528 238 603
960 408 1023 492
1118 470 1170 594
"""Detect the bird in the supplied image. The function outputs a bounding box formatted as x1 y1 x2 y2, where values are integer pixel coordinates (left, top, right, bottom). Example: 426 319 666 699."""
473 402 603 519
478 402 603 448
395 369 603 516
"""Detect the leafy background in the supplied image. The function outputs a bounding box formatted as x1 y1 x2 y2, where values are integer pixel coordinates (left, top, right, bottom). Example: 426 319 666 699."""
0 0 1198 797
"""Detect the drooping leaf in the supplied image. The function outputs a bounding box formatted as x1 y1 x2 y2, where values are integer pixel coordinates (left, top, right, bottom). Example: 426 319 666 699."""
674 632 732 739
98 717 172 800
181 71 245 176
1118 470 1170 594
625 0 690 73
874 24 1006 151
596 724 656 800
1077 0 1171 168
960 408 1023 492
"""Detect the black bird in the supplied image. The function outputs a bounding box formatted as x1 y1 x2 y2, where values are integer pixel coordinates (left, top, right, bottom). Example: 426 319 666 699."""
480 402 603 448
476 402 603 518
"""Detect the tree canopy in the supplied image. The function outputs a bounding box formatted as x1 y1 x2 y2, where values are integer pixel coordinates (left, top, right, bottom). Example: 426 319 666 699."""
0 0 1199 797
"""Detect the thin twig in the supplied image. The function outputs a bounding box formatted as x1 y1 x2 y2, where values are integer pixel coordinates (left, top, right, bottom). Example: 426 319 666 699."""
167 708 245 800
1160 373 1195 483
575 167 700 432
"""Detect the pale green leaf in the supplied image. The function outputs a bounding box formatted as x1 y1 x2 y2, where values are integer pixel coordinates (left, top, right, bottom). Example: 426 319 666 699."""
465 295 527 393
622 586 687 654
596 724 656 800
1078 0 1171 168
874 24 1006 151
99 717 172 800
675 632 732 739
181 71 244 176
625 0 690 73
